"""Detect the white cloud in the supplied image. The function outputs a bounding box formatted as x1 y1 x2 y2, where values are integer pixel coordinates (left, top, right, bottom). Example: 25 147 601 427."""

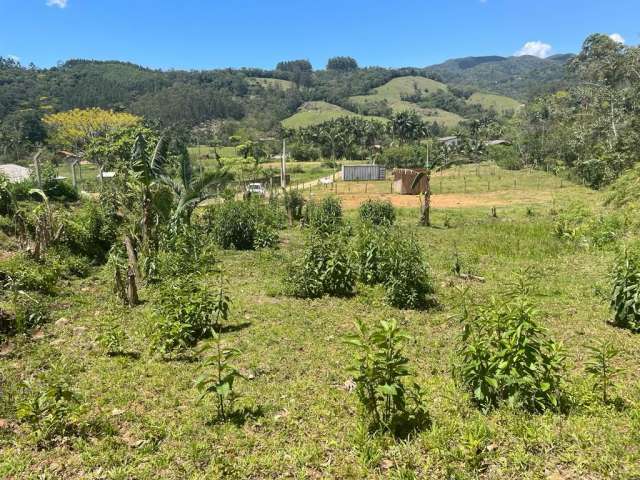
515 41 552 58
46 0 68 8
7 55 20 62
609 33 625 44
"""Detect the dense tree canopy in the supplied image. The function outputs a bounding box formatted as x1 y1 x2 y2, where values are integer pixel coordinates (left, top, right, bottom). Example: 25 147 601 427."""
326 56 359 71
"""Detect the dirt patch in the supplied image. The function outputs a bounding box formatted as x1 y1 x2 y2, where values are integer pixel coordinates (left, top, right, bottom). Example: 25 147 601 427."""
334 190 554 209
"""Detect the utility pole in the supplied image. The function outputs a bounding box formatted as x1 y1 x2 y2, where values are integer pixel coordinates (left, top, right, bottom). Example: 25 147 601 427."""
280 138 287 188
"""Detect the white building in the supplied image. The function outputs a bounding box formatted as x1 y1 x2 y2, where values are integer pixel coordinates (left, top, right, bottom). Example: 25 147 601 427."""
0 163 31 183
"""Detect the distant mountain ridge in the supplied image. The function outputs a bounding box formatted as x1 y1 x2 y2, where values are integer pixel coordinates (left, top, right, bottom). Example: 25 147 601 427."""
0 51 575 132
424 54 574 100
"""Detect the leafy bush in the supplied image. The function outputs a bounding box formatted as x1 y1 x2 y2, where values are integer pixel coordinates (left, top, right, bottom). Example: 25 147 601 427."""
303 196 343 234
359 199 396 226
149 223 217 281
0 253 59 294
47 247 92 279
205 200 280 250
345 319 430 437
383 234 436 310
285 235 355 298
289 142 320 161
552 203 590 241
59 200 118 262
152 275 220 353
379 144 429 169
611 243 640 332
487 145 522 170
283 189 305 223
352 226 390 285
456 297 566 412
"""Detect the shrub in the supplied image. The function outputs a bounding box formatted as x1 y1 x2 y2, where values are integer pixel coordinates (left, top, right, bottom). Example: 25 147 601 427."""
352 225 390 285
487 145 522 170
379 144 429 169
344 319 430 437
611 243 640 332
383 234 436 310
152 275 220 353
149 223 217 281
283 189 305 223
289 142 320 161
359 199 396 226
0 253 59 294
552 203 590 241
456 297 566 412
303 196 343 234
59 201 118 262
206 200 280 250
285 235 355 298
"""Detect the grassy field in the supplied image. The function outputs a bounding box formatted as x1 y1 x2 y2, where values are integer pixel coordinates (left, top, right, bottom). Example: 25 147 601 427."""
350 76 463 127
281 101 386 129
247 77 296 90
2 164 640 479
467 92 523 115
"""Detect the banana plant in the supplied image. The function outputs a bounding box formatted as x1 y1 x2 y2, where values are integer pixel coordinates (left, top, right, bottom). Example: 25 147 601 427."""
129 132 169 246
161 146 232 229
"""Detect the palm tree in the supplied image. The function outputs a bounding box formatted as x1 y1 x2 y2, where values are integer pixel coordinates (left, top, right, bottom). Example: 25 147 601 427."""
388 110 427 144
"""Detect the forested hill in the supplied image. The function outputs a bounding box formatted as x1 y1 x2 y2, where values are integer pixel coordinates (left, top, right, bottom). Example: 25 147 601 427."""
0 53 571 133
424 54 574 100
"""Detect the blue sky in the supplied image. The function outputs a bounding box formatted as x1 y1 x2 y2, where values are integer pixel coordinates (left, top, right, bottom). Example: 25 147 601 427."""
1 0 637 70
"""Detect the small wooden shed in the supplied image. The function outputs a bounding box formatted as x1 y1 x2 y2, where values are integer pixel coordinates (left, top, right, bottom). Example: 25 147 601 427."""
392 168 428 195
342 164 386 181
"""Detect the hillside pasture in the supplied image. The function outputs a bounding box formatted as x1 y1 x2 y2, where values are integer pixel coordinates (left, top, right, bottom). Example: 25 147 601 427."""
467 92 523 114
350 76 464 127
281 101 386 129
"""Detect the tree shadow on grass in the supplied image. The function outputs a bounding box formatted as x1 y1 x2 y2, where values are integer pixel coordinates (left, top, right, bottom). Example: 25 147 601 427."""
107 351 141 360
218 322 252 334
206 405 266 428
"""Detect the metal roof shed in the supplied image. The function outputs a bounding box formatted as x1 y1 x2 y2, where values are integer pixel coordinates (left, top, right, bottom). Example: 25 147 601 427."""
342 164 386 181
